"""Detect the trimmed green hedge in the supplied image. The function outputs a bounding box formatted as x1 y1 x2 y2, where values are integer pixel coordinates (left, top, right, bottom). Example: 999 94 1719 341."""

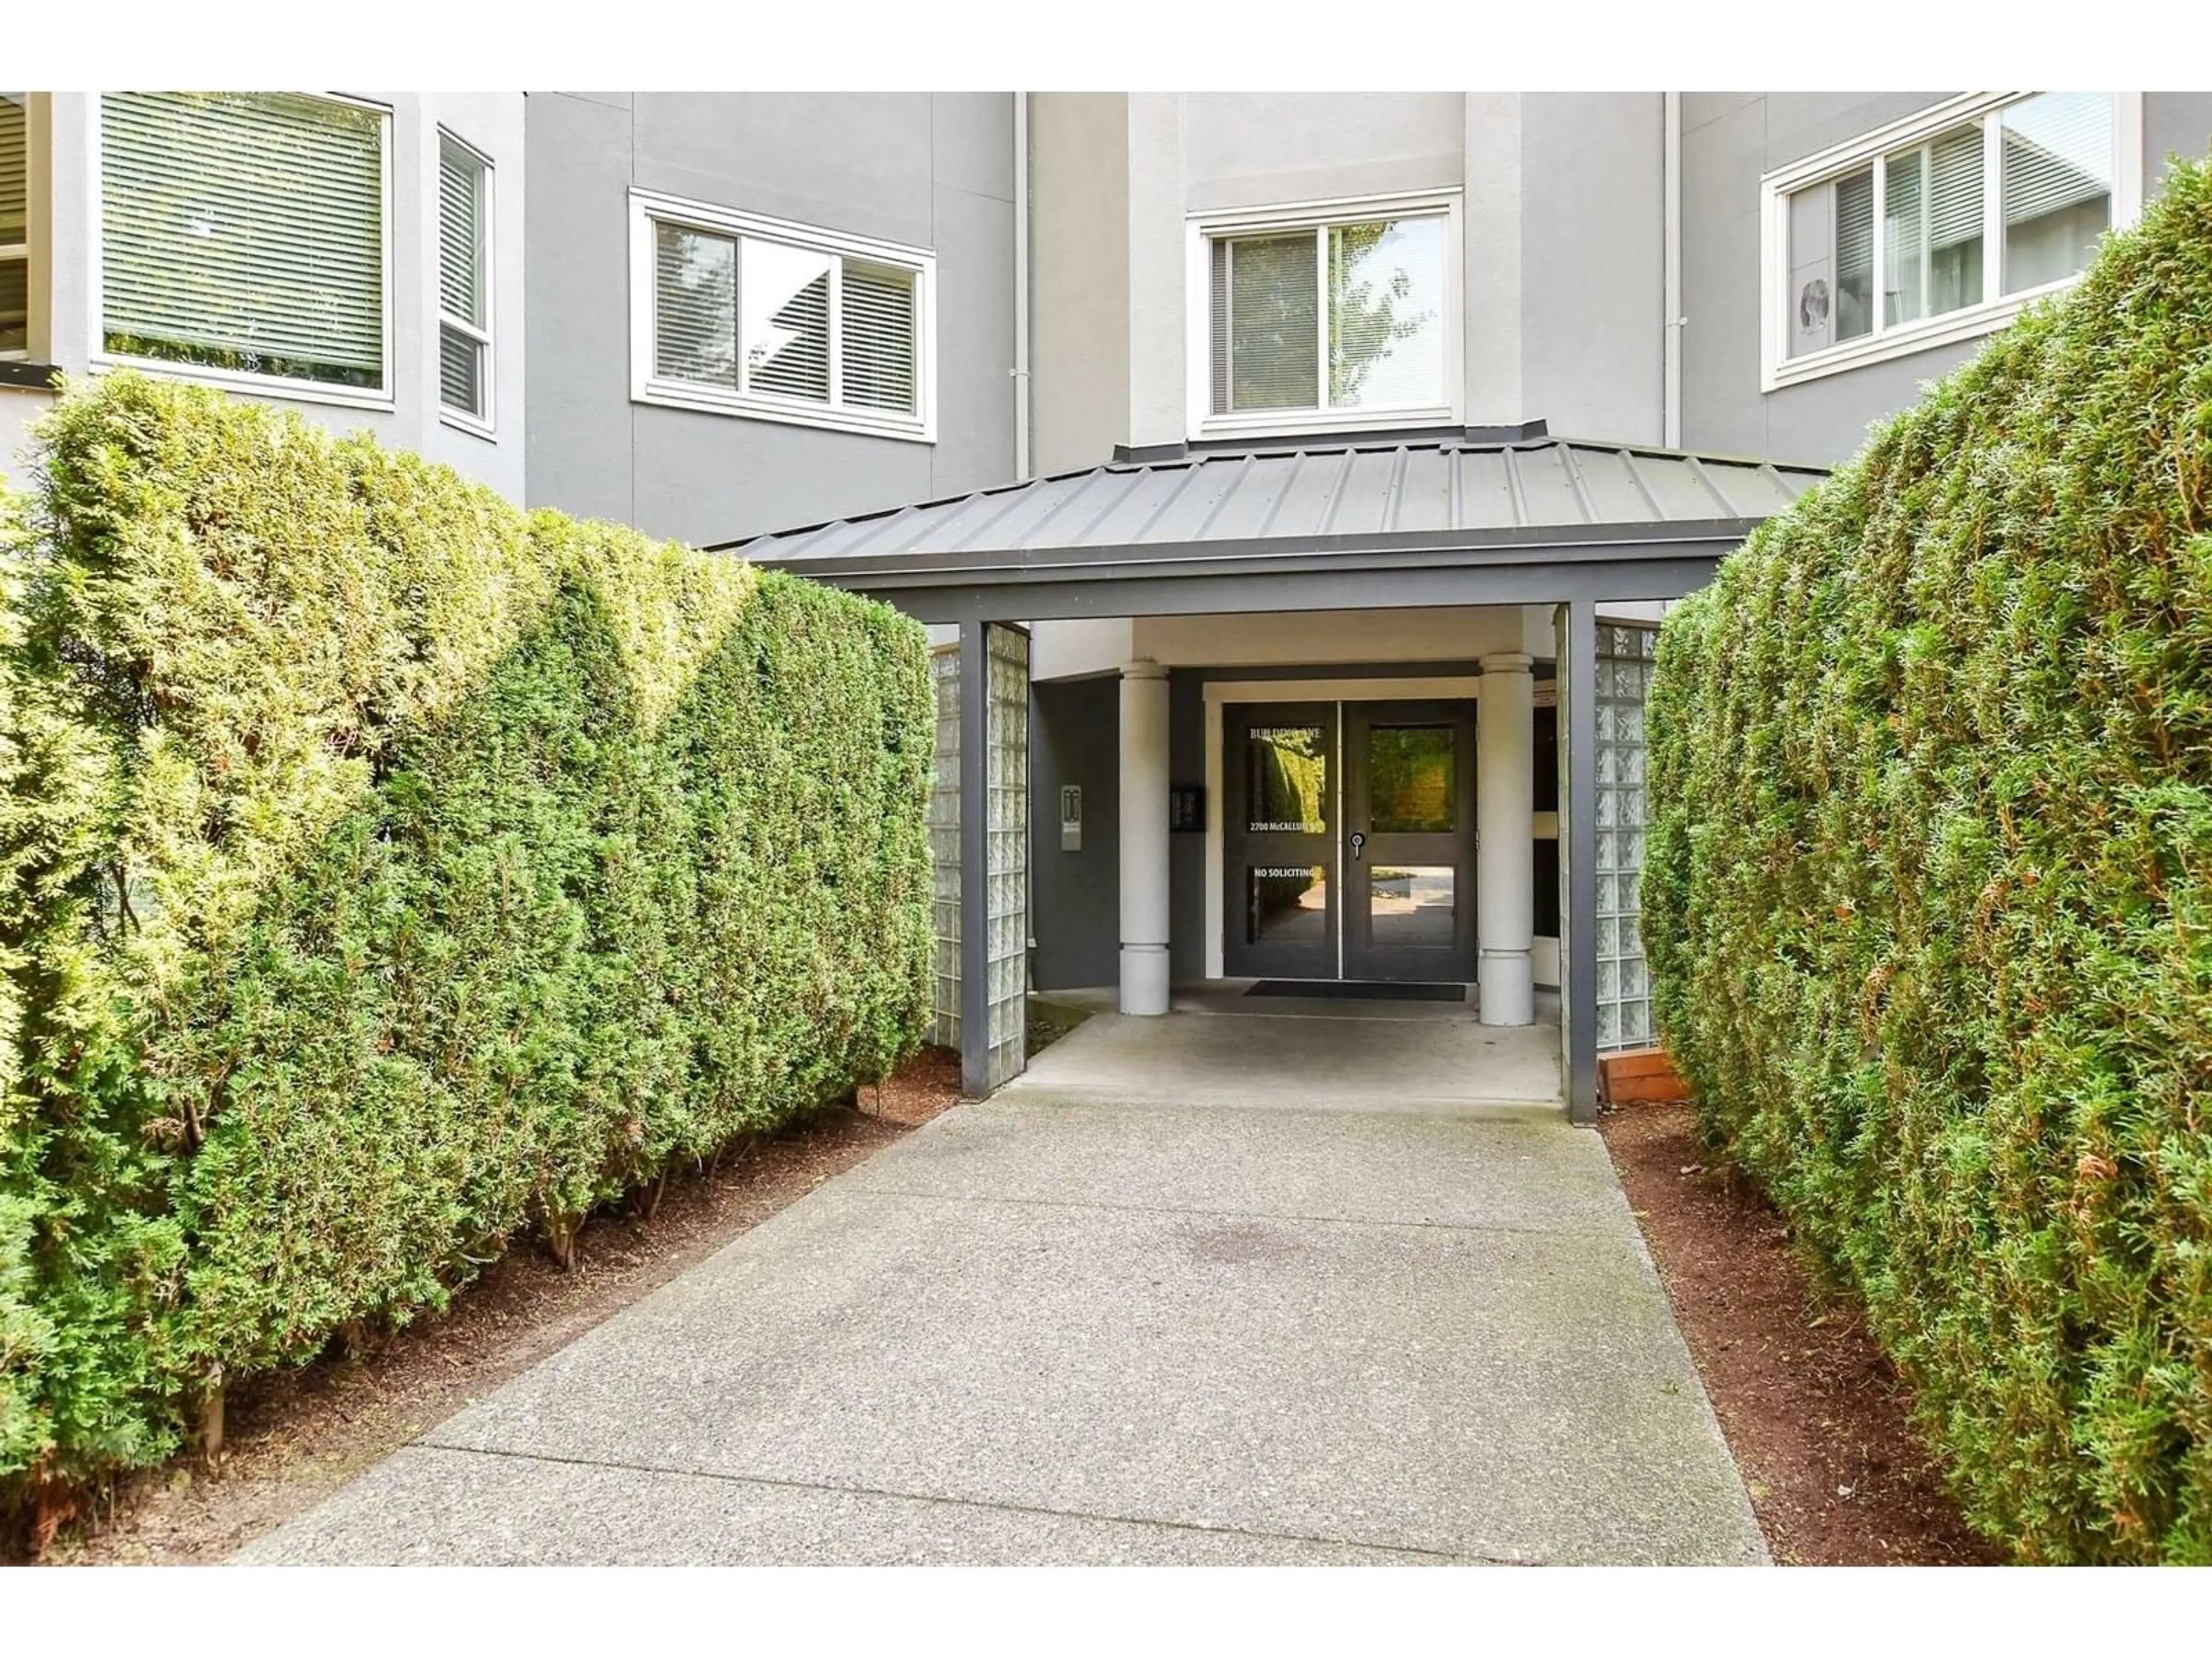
0 374 933 1520
1645 158 2212 1563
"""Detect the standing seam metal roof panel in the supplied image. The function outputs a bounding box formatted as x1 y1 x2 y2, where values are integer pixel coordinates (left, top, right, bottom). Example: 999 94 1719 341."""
725 436 1830 560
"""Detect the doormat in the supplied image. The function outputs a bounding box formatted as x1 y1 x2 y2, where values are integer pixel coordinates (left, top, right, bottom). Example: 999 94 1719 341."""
1247 980 1466 1002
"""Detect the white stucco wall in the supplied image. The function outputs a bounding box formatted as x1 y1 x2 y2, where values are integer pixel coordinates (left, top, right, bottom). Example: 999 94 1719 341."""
1031 94 1133 478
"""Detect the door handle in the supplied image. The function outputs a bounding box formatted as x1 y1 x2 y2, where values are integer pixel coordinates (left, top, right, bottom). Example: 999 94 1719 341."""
1349 832 1366 862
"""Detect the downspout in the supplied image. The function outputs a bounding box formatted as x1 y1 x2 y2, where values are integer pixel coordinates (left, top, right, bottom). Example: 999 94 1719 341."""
1012 91 1037 1006
1662 90 1683 449
1013 89 1032 480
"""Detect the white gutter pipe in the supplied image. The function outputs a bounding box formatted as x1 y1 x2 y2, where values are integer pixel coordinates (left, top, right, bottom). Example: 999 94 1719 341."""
1012 90 1032 480
1662 90 1683 449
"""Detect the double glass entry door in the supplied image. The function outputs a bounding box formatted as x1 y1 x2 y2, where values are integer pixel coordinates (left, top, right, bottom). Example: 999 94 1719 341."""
1224 699 1477 983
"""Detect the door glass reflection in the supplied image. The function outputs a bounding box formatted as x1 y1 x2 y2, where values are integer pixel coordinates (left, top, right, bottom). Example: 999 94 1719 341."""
1249 865 1328 946
1368 725 1453 832
1246 724 1328 833
1369 865 1454 949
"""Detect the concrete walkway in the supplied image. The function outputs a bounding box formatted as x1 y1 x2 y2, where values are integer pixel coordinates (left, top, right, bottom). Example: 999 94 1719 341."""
240 1004 1765 1566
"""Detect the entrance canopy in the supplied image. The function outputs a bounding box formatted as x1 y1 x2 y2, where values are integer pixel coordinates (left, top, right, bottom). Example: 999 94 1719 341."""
720 430 1825 622
720 429 1826 1120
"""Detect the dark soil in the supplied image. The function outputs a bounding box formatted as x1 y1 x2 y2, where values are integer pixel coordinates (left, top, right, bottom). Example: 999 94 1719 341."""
42 1046 964 1566
1599 1099 2000 1566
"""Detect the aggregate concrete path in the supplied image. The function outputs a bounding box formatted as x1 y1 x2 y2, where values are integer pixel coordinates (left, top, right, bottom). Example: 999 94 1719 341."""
238 1008 1766 1566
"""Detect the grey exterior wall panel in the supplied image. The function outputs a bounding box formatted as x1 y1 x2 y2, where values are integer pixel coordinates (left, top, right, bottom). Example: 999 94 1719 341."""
932 93 1017 203
525 91 1018 543
1030 677 1122 991
1681 91 2212 467
1681 92 1970 464
1761 353 1972 467
2149 94 2212 182
932 181 1021 501
633 404 937 551
524 92 635 523
1680 93 1759 136
1677 95 1767 456
1756 92 1957 169
630 93 937 249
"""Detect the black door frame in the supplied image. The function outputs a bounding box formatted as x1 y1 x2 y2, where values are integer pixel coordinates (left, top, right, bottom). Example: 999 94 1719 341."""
1342 699 1479 983
1222 694 1479 984
1222 702 1340 979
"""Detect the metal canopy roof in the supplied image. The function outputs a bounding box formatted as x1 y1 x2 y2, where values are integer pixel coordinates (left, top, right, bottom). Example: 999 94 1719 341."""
722 435 1827 570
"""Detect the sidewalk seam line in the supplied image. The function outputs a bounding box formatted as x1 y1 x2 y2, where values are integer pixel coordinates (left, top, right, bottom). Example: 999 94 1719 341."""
400 1440 1535 1566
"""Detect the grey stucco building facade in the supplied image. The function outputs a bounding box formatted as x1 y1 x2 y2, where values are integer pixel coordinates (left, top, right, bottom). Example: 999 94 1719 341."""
4 89 2206 1118
10 90 2206 518
1678 91 2212 460
520 92 1020 547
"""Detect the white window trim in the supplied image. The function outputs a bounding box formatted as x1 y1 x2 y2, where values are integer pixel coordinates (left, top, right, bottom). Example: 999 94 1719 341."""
627 188 937 444
1 93 29 363
0 246 24 362
85 90 398 412
1760 91 2144 393
437 126 495 439
1187 189 1465 444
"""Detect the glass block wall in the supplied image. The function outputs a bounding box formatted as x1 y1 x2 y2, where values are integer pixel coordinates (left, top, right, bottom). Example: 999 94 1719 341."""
925 628 1029 1089
927 646 961 1048
985 625 1030 1090
1594 622 1657 1051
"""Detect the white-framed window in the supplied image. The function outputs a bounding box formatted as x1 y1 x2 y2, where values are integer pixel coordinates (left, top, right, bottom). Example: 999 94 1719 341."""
1 92 28 359
628 189 935 443
437 129 493 431
93 91 393 406
1762 92 2143 391
1187 191 1463 441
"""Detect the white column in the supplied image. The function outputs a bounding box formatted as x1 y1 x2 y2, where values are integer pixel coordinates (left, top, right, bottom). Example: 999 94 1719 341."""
1118 658 1172 1015
1477 652 1536 1026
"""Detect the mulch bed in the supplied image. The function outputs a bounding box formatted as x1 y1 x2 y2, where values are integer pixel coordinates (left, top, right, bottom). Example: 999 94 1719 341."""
41 1046 965 1566
1599 1099 1999 1565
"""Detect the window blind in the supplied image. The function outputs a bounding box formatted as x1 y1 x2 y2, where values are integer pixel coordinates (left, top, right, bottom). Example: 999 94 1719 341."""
741 240 831 402
0 93 25 245
438 327 480 418
1208 240 1232 415
2002 92 2113 225
438 139 484 329
1221 232 1319 413
1836 170 1874 279
841 260 917 414
653 221 736 387
100 92 386 389
0 93 23 355
1834 167 1875 341
1927 127 1984 251
437 135 487 418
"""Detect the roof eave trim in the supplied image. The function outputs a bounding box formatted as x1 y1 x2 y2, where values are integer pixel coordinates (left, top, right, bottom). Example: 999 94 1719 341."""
752 517 1764 587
